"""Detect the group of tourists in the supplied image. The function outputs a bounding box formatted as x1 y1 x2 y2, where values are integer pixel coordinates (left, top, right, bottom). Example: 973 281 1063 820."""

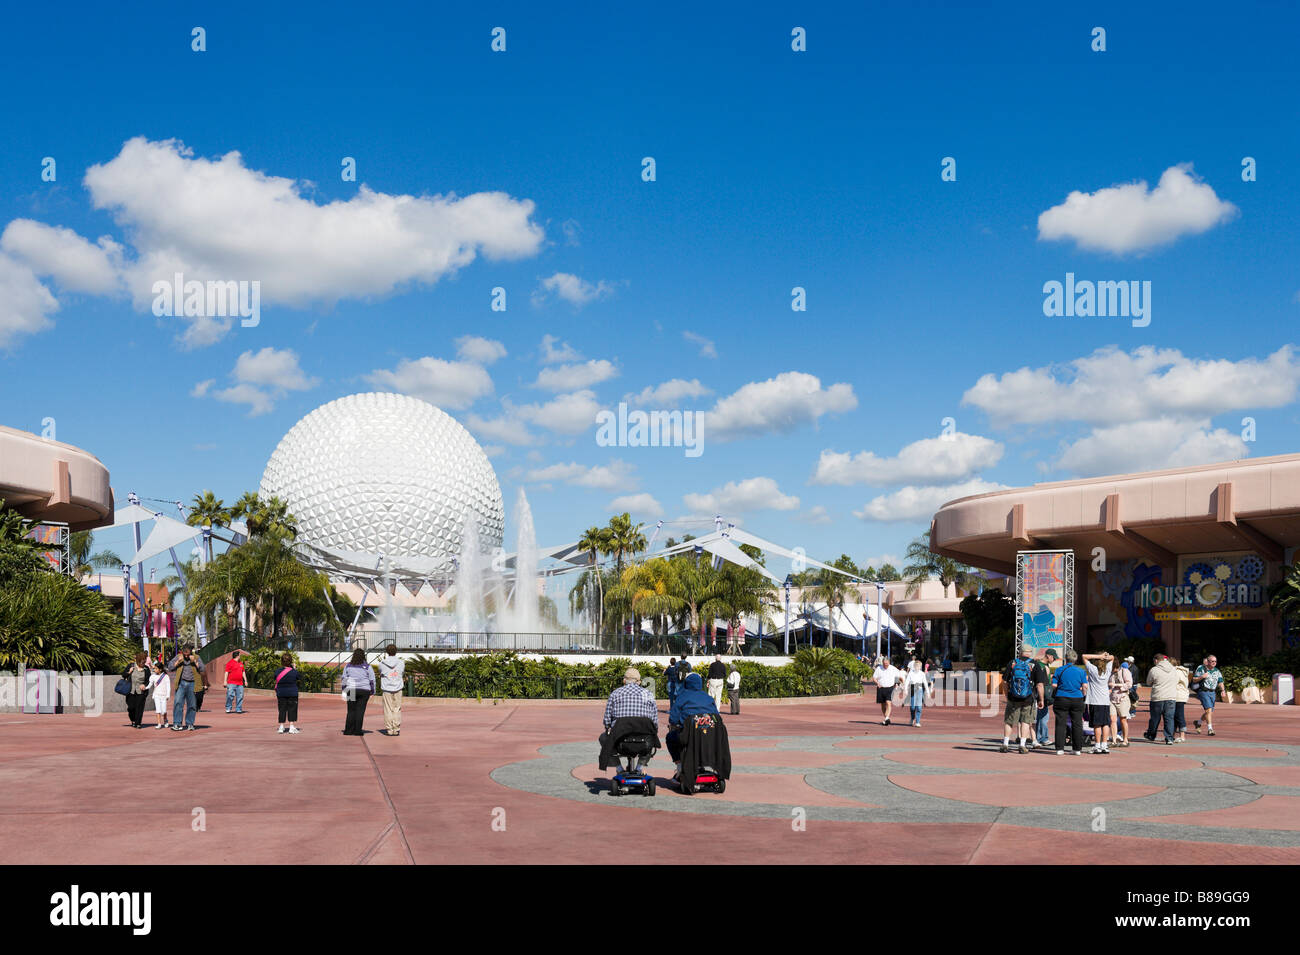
120 643 410 738
120 643 222 730
864 655 933 727
666 655 741 715
1000 645 1228 754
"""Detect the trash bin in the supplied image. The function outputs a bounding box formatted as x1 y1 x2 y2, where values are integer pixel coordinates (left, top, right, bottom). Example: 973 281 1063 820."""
1272 673 1294 706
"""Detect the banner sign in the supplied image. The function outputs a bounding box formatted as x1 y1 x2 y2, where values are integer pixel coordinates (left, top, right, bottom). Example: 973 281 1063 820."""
1015 550 1074 661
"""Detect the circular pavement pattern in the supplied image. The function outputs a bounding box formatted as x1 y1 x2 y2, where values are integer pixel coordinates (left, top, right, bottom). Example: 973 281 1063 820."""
491 734 1300 848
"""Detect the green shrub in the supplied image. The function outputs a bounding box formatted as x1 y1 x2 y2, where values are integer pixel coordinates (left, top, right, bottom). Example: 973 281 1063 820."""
0 568 132 671
405 650 864 699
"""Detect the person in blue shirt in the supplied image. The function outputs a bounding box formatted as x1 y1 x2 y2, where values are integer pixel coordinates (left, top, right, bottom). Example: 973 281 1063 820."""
1051 649 1088 755
666 672 717 778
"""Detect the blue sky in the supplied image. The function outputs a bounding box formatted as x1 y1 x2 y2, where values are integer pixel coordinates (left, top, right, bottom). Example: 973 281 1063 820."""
2 0 1299 588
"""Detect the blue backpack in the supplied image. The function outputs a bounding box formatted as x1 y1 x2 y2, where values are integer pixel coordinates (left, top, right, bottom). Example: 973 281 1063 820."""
1009 658 1034 700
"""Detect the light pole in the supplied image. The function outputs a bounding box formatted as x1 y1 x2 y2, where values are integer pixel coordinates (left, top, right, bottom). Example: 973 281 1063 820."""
783 575 792 656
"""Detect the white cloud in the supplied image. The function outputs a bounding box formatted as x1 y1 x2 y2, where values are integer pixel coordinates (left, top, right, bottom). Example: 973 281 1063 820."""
191 379 214 398
0 254 57 347
465 413 538 446
683 477 800 514
525 460 636 491
532 272 615 308
683 330 717 358
205 347 318 416
561 219 582 246
455 336 506 364
962 346 1300 428
516 389 603 434
0 220 123 295
232 346 318 390
539 334 581 364
1037 164 1237 255
22 137 543 346
626 378 712 406
609 493 663 517
1051 417 1249 477
366 356 494 410
854 480 1009 523
795 505 833 526
811 432 1003 486
704 371 857 442
533 359 617 391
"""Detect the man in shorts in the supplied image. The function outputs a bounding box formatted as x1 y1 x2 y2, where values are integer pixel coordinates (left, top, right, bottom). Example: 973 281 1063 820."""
1081 652 1115 753
873 656 902 726
1192 655 1227 736
1001 643 1044 753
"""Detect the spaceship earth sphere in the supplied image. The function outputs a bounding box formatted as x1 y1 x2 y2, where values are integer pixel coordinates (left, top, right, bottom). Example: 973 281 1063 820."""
259 392 504 568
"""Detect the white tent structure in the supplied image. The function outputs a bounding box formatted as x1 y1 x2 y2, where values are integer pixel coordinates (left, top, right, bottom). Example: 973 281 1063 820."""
107 495 203 649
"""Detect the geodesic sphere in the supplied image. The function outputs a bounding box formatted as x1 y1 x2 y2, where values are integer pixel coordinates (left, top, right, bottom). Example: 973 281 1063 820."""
260 392 504 568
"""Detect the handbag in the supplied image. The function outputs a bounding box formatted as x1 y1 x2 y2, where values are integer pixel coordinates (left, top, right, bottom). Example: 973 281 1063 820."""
114 677 131 696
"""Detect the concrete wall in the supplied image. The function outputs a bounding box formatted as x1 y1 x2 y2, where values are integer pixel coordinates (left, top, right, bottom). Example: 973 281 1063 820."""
0 672 126 714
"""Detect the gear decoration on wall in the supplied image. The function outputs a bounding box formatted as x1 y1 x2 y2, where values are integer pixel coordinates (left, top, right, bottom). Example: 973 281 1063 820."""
1184 562 1215 587
1237 554 1265 582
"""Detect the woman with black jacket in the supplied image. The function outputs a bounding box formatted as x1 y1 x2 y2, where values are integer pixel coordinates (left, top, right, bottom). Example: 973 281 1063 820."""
125 652 150 728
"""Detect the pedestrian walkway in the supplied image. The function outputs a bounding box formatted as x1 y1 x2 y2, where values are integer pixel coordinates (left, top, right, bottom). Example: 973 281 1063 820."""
0 695 1296 864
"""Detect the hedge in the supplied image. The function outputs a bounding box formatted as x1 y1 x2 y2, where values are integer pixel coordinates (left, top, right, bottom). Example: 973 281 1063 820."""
404 648 872 700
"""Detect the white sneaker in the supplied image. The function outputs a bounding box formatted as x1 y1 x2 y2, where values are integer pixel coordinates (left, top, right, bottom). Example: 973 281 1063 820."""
277 726 286 734
288 726 301 734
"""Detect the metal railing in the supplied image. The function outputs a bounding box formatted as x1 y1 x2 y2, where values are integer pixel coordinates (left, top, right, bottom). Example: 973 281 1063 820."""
345 631 795 656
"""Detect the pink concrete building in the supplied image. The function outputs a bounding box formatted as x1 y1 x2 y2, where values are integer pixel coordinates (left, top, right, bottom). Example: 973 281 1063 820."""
930 453 1300 661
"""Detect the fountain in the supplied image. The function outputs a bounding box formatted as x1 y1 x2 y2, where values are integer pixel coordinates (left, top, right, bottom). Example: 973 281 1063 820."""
509 488 539 639
454 516 486 648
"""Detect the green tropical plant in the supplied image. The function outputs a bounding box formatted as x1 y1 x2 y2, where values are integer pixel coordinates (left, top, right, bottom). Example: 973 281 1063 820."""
902 534 985 598
0 566 132 670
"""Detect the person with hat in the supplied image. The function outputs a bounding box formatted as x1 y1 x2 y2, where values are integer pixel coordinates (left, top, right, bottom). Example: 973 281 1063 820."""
1001 643 1045 753
666 670 718 780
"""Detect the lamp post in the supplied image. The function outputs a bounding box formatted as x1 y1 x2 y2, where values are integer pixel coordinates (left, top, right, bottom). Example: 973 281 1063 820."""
783 575 792 656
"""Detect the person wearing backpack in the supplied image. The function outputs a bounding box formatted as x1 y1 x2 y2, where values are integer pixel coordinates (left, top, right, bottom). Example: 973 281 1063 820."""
1052 649 1088 755
1001 644 1043 753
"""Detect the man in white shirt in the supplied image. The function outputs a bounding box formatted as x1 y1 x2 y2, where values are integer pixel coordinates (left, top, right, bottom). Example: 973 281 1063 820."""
1081 652 1115 753
377 643 406 737
726 664 741 715
872 656 902 726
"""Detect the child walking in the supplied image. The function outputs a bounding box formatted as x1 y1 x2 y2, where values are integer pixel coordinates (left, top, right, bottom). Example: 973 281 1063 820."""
147 662 171 729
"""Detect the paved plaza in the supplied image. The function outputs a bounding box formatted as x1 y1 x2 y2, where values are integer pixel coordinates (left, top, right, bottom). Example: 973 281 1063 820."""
1 693 1297 865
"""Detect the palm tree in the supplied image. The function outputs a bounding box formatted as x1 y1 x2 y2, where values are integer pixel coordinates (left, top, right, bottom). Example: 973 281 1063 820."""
610 558 684 637
901 534 985 598
605 513 647 573
186 491 231 561
68 530 123 578
1268 563 1300 630
809 570 858 648
575 526 612 635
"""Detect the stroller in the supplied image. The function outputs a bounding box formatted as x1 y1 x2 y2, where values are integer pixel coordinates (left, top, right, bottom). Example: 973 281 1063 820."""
673 711 731 795
603 717 660 797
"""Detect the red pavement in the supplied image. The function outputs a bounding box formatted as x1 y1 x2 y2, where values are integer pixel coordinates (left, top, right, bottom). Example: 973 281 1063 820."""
0 691 1296 864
